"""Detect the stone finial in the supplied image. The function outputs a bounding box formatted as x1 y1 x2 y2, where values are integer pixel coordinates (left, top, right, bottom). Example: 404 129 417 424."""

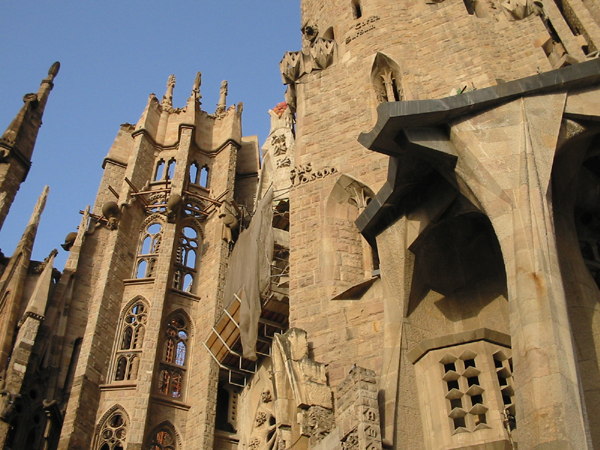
28 186 49 229
162 74 176 108
48 61 60 79
192 71 202 97
215 80 228 115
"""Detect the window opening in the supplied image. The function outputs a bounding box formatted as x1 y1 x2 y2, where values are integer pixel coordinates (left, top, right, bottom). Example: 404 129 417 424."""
173 226 199 293
440 351 489 433
352 0 362 18
96 410 128 450
189 162 199 185
135 223 162 279
148 428 176 450
158 314 189 399
113 302 147 382
166 159 176 181
154 160 165 181
199 166 209 188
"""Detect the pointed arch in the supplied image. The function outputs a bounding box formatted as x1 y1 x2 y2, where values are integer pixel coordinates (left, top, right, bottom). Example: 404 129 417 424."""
136 216 164 279
371 53 405 103
93 404 130 450
173 219 203 294
111 297 149 382
145 420 183 450
154 159 165 182
322 174 378 298
157 309 192 400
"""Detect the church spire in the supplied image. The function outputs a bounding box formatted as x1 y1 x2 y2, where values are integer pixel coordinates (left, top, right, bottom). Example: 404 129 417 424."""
0 186 49 381
20 248 57 325
0 63 59 231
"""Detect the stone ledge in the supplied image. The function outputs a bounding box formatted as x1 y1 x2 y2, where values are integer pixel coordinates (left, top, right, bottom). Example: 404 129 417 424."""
407 328 511 364
151 394 191 411
123 277 155 285
99 383 136 391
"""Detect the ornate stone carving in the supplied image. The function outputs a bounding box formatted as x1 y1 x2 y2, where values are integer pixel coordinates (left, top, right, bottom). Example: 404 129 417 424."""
290 163 337 186
303 405 334 446
342 428 359 450
280 30 336 85
272 134 288 156
192 71 202 99
215 80 228 117
247 388 277 450
276 157 291 169
162 74 176 110
336 367 383 450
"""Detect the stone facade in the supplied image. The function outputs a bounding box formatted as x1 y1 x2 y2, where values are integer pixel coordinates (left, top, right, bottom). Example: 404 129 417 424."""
2 0 600 449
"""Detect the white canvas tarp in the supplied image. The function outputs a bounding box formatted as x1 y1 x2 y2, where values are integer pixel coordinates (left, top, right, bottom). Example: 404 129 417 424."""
222 188 274 360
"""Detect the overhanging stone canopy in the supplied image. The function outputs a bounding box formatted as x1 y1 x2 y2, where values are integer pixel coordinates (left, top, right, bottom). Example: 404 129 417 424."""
357 57 600 239
356 57 600 449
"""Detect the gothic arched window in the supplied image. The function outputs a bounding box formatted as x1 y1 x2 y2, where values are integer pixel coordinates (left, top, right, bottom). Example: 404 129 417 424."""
154 160 165 182
166 158 176 181
157 314 189 399
96 408 128 450
136 222 163 279
114 301 147 382
148 426 177 450
371 53 404 103
189 162 199 185
199 166 209 188
173 226 200 293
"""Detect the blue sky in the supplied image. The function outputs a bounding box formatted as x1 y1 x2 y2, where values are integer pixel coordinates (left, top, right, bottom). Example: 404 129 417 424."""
0 1 301 268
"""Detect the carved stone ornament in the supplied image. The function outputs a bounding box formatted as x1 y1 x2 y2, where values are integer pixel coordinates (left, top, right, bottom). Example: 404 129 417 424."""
246 388 277 450
280 35 336 85
303 405 334 446
272 134 288 156
276 157 291 169
342 428 359 450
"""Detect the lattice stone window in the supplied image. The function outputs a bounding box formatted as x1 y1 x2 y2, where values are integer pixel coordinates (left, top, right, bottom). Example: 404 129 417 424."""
136 223 163 279
440 349 490 433
157 314 189 399
173 226 199 292
97 409 128 450
148 428 176 450
114 302 147 382
410 329 514 449
493 349 516 428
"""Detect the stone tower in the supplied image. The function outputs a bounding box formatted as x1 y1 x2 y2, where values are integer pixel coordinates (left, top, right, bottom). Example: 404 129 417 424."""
56 74 260 450
0 62 59 231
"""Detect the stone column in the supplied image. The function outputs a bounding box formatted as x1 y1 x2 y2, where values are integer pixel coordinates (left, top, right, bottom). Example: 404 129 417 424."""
336 366 382 450
450 94 592 449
